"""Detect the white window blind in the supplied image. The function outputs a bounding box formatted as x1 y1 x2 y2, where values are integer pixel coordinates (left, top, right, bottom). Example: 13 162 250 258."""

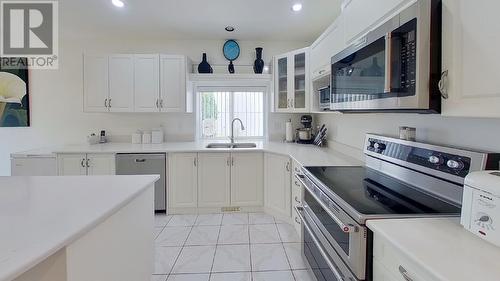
199 90 264 139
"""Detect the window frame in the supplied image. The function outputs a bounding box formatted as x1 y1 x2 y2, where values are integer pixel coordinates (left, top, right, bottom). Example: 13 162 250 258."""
195 83 269 141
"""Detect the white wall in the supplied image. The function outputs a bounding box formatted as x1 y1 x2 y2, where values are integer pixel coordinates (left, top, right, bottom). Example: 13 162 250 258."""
0 32 307 175
315 113 500 160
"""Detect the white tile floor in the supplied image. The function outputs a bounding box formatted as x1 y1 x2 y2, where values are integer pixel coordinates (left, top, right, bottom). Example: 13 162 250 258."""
153 212 318 281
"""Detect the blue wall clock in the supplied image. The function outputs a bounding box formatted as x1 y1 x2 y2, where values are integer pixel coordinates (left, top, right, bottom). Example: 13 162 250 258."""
223 40 240 61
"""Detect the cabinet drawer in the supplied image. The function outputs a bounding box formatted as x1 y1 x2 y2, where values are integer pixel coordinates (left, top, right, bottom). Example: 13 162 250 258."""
373 234 439 281
292 207 302 239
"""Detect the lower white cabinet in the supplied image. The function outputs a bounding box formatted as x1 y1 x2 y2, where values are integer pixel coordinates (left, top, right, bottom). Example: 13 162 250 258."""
57 154 115 176
198 153 231 207
11 157 57 176
231 152 264 207
168 153 198 209
264 153 292 218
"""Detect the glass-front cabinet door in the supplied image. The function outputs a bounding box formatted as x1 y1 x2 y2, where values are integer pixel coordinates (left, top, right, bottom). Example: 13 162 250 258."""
276 55 289 110
274 48 309 112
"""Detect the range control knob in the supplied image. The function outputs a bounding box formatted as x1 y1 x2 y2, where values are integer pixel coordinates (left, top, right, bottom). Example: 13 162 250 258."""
374 143 386 151
428 155 443 164
447 159 464 170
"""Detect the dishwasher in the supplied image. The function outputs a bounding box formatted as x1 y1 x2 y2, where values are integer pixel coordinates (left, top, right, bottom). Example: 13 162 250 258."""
116 153 166 212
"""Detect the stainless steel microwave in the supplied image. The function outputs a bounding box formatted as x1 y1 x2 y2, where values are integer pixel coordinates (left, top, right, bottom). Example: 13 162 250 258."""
330 0 442 113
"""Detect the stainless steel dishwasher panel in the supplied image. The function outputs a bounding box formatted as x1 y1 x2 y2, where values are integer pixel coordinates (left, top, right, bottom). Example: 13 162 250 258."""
116 153 166 211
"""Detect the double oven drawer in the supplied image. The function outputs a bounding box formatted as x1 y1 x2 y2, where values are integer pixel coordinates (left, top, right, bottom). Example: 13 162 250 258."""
295 173 368 281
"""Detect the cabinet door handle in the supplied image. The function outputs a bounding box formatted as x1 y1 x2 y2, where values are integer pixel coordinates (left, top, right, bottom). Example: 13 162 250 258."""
156 99 159 108
108 98 112 108
86 158 90 168
193 158 197 167
160 99 164 108
295 217 301 225
81 158 85 168
286 162 290 172
438 70 449 99
104 98 108 108
231 157 234 166
291 98 294 108
294 196 301 203
227 157 230 166
294 180 301 187
398 265 414 281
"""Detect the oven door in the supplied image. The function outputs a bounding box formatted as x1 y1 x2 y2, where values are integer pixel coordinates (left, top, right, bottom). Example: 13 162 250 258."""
297 174 367 280
296 206 359 281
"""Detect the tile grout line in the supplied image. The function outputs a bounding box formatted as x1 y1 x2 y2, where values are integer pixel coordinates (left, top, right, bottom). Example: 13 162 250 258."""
274 218 298 281
208 214 224 280
167 215 197 277
247 213 254 281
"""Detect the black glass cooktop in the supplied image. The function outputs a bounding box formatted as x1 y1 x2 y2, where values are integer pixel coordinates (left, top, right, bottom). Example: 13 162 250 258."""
304 166 461 216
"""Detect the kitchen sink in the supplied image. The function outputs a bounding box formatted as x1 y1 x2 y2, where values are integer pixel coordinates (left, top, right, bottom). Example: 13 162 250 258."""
205 143 257 149
232 143 257 148
206 143 233 148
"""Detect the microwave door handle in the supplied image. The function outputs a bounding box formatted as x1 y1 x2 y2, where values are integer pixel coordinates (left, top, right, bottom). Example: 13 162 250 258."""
295 174 357 233
295 206 345 281
384 32 392 93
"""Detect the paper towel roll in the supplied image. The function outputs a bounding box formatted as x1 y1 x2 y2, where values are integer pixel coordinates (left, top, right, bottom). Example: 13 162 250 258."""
285 119 294 142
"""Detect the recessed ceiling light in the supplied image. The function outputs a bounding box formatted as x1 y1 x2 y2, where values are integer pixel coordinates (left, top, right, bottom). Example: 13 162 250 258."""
292 3 302 12
225 26 235 32
111 0 124 8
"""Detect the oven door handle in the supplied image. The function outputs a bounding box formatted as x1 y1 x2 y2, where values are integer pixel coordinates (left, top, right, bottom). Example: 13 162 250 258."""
384 32 392 93
295 206 345 281
295 174 358 233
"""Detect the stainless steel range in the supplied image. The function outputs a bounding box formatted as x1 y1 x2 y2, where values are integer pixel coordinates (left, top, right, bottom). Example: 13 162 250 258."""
295 134 500 281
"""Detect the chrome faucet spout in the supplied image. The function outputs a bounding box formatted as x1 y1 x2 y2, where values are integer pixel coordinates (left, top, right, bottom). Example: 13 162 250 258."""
230 118 245 143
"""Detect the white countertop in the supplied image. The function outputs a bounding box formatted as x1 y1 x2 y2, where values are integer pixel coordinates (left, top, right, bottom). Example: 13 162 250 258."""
11 141 362 167
367 218 500 281
0 175 159 281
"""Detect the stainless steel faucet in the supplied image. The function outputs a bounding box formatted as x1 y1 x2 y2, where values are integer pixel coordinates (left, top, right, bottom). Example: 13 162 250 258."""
230 118 245 143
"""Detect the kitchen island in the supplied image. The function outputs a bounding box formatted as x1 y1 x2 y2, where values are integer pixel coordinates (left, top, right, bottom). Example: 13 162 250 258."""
0 175 159 281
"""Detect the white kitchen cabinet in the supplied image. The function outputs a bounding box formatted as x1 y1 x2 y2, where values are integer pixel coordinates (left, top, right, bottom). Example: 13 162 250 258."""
134 54 160 112
160 55 188 112
264 153 291 218
86 154 116 175
108 55 135 112
342 0 409 44
231 152 264 207
441 0 500 117
273 47 310 113
197 153 231 207
373 232 440 281
57 154 88 176
57 154 115 176
11 156 57 176
310 15 345 80
83 54 109 112
168 153 198 209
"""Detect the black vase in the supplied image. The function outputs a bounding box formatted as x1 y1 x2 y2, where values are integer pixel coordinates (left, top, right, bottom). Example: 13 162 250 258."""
228 61 235 74
198 53 213 74
253 47 264 74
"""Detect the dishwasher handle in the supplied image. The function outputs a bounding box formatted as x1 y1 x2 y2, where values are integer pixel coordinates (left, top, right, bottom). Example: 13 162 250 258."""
134 158 147 163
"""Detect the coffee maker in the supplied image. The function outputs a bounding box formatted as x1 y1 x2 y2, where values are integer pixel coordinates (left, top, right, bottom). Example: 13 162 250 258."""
296 115 314 144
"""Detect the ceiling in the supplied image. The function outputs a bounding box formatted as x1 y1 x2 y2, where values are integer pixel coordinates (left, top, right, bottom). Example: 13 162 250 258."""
60 0 342 42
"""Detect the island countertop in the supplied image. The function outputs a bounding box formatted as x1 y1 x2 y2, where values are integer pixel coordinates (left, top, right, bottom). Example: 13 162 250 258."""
0 175 159 281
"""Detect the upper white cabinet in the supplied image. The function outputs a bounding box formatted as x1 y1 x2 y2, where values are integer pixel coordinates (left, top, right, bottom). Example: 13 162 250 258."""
310 15 345 79
160 55 188 112
134 54 160 112
197 153 231 207
264 153 291 218
84 55 109 112
441 0 500 117
83 54 191 113
231 152 264 207
57 154 115 176
108 55 135 112
342 0 409 44
169 153 198 209
273 47 310 113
